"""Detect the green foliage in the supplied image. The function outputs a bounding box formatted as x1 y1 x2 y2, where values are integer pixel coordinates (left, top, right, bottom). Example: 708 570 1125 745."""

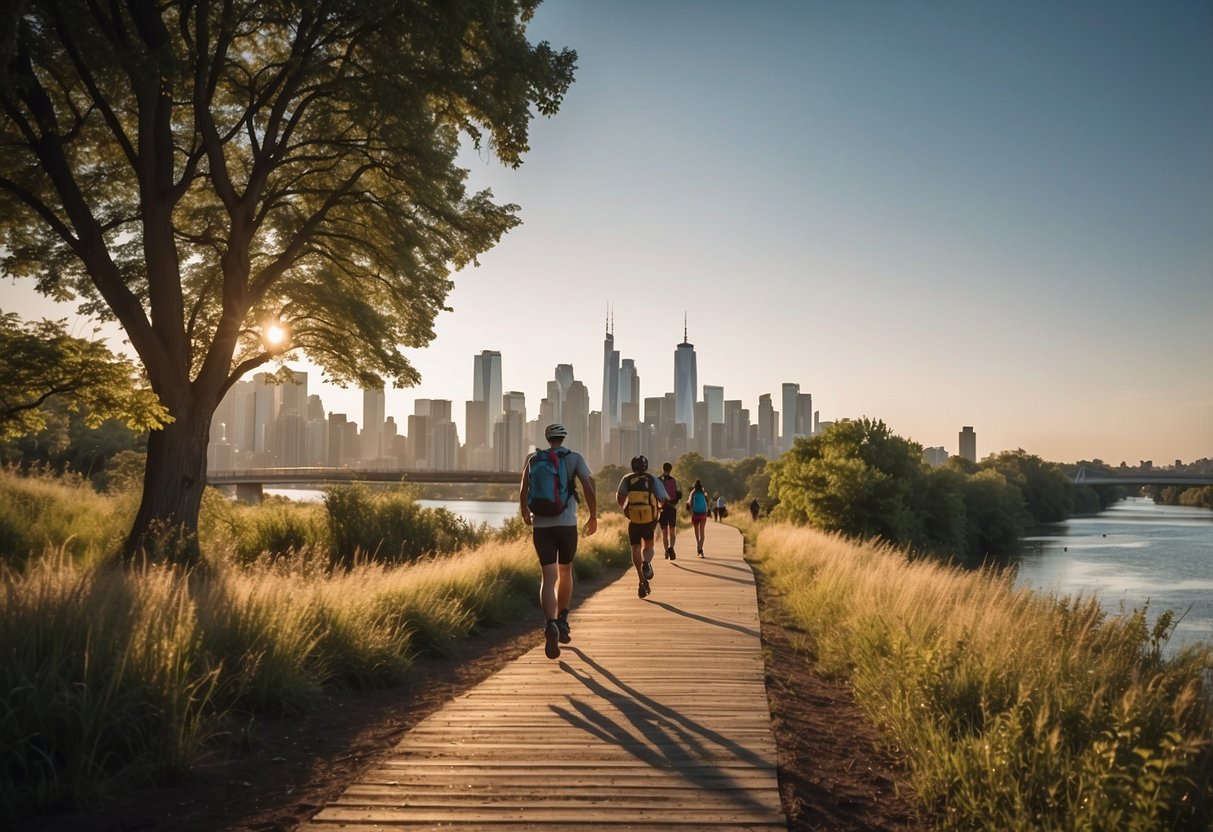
912 465 968 556
0 397 148 487
1156 485 1213 510
673 452 738 500
103 450 146 494
979 449 1074 524
324 485 486 569
767 418 925 544
765 421 1115 560
205 496 331 567
668 452 766 505
594 464 630 513
961 469 1029 560
0 314 168 440
0 467 132 567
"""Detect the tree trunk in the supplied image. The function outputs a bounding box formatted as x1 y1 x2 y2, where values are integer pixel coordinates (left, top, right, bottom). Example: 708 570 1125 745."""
123 401 213 567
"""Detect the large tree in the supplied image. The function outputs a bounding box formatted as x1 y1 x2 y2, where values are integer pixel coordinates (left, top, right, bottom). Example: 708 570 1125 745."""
0 1 575 563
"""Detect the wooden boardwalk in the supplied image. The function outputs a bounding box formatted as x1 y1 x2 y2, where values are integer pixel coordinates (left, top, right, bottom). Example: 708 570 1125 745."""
300 523 785 831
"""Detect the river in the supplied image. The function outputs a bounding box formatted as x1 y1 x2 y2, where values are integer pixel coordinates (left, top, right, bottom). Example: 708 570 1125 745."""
262 488 518 528
1016 497 1213 655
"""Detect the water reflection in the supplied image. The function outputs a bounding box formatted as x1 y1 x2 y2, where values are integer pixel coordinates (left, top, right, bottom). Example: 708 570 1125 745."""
1016 498 1213 654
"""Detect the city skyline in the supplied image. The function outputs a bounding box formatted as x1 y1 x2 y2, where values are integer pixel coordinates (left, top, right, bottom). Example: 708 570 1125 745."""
240 1 1213 466
4 1 1210 465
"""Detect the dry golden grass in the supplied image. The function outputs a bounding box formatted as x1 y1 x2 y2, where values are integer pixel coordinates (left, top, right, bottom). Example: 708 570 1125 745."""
753 523 1213 831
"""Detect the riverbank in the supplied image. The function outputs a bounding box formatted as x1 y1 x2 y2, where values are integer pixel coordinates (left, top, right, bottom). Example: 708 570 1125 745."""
754 522 1213 830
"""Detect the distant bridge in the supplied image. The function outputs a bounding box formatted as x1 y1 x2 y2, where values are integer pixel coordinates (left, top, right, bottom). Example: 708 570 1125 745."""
1070 466 1213 488
208 467 519 503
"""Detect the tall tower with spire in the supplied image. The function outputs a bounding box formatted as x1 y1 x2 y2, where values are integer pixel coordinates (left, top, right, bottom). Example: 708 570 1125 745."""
601 306 619 449
673 314 697 439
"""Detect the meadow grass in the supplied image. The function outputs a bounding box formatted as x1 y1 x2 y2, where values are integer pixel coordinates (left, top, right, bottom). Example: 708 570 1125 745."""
0 469 136 567
751 523 1213 831
0 468 630 821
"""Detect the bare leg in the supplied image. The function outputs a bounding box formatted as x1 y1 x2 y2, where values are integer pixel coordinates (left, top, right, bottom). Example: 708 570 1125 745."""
556 562 574 614
540 561 559 619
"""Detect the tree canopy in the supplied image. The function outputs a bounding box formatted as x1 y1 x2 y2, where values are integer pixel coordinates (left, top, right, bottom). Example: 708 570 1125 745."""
768 418 926 543
0 0 576 561
0 312 167 439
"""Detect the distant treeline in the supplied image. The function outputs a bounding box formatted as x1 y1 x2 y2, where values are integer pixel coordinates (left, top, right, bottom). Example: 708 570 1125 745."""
763 418 1125 563
1150 484 1213 510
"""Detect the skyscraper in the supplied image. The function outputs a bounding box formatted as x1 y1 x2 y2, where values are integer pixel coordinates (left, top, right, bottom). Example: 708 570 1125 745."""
959 426 977 463
552 363 574 423
781 382 800 451
703 384 724 427
601 312 619 448
674 317 697 439
797 392 813 439
252 372 280 463
361 385 385 462
619 358 639 417
758 393 776 456
473 350 503 448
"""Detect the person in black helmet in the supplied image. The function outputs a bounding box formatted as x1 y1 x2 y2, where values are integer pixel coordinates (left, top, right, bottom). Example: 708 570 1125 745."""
615 454 669 599
520 423 597 660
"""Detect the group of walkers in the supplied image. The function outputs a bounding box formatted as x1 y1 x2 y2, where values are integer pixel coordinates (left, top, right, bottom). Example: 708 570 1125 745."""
517 423 724 660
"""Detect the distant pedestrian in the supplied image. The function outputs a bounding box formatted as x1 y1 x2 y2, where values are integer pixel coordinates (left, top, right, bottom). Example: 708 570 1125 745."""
749 499 760 521
617 455 669 598
715 494 727 521
520 423 597 660
657 462 682 559
687 480 709 556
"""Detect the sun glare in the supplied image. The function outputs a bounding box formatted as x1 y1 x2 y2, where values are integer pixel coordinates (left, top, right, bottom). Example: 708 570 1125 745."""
264 324 287 347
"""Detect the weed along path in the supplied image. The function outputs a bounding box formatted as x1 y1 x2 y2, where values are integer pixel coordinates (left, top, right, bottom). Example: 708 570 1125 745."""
299 524 785 831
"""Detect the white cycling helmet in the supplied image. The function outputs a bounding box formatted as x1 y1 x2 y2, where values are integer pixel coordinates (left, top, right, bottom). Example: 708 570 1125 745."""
544 423 568 439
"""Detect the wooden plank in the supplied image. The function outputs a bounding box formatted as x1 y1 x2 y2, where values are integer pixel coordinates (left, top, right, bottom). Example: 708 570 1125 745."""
300 526 785 830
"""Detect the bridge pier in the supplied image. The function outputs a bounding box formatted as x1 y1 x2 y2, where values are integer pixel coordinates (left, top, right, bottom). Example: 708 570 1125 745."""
235 482 263 504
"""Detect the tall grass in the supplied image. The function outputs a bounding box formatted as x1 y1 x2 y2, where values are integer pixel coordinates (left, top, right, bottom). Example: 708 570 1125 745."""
753 523 1213 831
0 468 630 822
0 469 135 567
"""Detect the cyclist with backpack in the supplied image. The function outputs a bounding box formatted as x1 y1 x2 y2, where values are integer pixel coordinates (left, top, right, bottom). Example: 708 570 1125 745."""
687 480 709 556
657 462 682 560
520 423 597 660
616 455 669 598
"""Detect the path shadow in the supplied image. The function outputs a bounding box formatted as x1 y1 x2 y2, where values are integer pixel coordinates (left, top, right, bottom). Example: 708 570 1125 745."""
667 561 757 587
641 598 761 639
551 647 777 816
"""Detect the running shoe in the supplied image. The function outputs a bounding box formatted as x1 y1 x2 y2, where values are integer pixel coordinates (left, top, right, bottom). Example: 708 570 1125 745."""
642 561 653 580
544 620 561 659
638 580 650 598
556 617 571 644
669 547 676 560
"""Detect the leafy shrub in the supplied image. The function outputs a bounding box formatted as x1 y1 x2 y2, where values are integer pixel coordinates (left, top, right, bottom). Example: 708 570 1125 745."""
324 485 486 569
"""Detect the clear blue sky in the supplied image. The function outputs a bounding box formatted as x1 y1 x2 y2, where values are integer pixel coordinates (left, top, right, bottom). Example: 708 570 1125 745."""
5 0 1212 464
